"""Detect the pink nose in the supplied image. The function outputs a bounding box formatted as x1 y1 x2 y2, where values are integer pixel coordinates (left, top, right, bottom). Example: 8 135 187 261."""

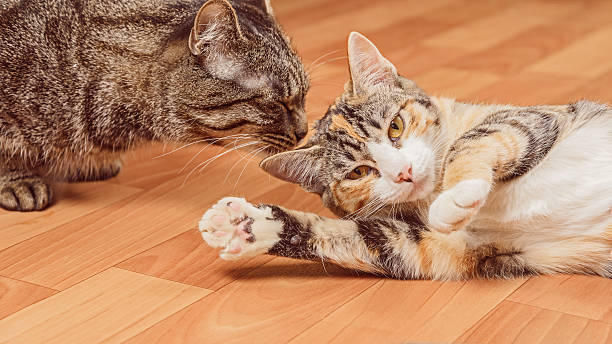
395 165 413 183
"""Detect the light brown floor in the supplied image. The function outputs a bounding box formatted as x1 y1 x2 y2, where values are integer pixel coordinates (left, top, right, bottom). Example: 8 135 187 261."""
1 0 611 343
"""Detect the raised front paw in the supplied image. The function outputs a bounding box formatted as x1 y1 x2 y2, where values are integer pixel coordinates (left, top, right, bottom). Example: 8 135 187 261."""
428 179 490 233
199 197 283 260
0 174 53 212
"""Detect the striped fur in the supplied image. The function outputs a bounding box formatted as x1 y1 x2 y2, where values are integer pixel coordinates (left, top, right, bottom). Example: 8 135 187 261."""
0 0 308 211
201 32 612 280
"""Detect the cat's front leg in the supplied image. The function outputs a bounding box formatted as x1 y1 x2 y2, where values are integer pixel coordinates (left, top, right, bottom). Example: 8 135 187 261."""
429 109 559 233
199 197 286 260
428 179 490 233
0 170 53 212
199 197 424 277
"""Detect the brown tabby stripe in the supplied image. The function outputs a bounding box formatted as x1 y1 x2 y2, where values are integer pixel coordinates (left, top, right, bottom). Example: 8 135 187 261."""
467 246 538 279
445 109 559 182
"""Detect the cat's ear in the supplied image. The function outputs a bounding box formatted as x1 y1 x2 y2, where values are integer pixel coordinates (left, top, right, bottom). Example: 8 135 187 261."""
260 146 326 193
243 0 275 16
264 0 275 16
347 32 398 95
189 0 244 56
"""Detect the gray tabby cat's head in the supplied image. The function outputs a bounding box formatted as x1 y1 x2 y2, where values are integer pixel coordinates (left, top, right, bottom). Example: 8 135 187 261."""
184 0 308 152
261 33 443 216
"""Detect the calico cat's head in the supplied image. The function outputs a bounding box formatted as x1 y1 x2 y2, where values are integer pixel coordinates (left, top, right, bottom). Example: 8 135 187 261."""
261 32 443 216
184 0 308 152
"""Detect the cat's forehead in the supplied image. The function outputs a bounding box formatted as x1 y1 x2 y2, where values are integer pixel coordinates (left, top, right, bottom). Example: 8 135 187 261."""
317 92 405 141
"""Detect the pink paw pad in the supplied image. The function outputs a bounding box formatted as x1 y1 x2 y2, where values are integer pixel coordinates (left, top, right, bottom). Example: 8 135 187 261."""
235 229 251 241
213 215 226 225
214 231 227 237
228 202 241 212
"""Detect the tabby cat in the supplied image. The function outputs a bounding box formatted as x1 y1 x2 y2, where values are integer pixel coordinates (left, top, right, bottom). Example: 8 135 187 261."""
0 0 308 212
199 32 612 280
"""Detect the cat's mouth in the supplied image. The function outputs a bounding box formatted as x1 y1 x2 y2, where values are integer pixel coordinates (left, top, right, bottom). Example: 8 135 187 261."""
397 173 435 203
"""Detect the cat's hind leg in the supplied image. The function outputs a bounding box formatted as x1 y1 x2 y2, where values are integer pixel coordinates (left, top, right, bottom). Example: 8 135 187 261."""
0 170 53 211
467 246 538 279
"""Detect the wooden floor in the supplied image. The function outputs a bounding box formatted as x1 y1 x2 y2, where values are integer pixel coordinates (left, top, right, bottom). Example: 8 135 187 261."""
1 0 612 342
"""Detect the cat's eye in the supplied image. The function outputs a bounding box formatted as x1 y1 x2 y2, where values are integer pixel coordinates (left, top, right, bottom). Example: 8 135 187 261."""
388 115 404 142
347 165 373 180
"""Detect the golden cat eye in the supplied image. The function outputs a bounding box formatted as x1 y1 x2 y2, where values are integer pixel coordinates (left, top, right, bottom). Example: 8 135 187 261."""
388 115 404 141
347 165 372 180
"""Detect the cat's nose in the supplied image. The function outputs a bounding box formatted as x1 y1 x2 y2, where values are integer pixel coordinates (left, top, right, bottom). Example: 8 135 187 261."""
395 165 413 183
294 121 308 142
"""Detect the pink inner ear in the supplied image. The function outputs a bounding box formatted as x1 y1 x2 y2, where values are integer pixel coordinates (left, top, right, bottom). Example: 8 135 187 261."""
195 2 228 35
348 33 396 92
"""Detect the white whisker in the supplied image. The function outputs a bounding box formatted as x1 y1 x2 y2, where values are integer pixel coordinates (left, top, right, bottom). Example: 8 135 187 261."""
307 49 342 74
182 141 260 186
180 135 252 174
153 133 251 159
233 145 270 191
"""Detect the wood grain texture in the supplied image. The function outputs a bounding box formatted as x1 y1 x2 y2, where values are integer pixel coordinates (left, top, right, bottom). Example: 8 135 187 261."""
423 2 579 52
457 301 612 344
1 0 611 342
0 153 263 290
0 183 142 251
117 229 275 291
528 24 612 78
0 276 57 320
0 268 211 344
290 278 526 343
507 275 612 323
123 259 380 344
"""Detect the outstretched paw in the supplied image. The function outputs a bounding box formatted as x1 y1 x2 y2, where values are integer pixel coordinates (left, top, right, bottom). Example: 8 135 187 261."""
199 197 283 260
428 179 490 233
0 174 53 212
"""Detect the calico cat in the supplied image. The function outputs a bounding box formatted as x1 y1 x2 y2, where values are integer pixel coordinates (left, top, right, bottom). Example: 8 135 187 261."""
0 0 308 212
199 32 612 280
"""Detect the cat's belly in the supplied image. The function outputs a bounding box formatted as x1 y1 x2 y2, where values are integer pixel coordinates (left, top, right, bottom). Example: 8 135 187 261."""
474 114 612 234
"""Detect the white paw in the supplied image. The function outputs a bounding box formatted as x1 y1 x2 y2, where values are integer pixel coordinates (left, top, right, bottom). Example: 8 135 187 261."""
199 197 283 260
428 179 490 233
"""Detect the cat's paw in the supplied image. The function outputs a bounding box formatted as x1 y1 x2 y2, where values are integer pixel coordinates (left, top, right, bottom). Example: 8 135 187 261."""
0 174 53 212
428 179 490 233
199 197 283 260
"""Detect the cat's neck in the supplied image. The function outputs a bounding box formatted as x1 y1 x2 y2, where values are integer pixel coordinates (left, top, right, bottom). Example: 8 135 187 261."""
97 39 224 147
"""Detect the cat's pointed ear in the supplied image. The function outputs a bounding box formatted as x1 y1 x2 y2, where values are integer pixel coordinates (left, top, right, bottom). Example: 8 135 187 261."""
347 32 398 95
260 146 325 193
243 0 275 16
264 0 275 16
189 0 243 56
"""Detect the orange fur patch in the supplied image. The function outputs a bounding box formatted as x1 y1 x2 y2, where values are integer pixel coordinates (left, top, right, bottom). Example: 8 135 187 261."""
401 100 436 137
417 239 433 275
443 153 494 189
329 114 365 142
419 232 471 278
442 127 528 189
331 173 376 213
